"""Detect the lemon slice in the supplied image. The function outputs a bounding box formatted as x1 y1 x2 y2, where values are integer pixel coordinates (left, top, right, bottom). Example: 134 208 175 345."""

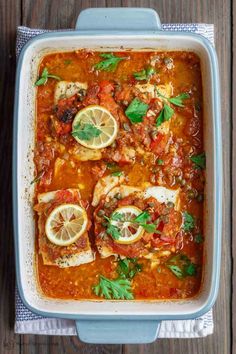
45 204 88 246
110 206 144 244
72 105 118 149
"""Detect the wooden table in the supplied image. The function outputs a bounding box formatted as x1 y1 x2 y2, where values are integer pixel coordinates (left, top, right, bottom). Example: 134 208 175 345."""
0 0 233 353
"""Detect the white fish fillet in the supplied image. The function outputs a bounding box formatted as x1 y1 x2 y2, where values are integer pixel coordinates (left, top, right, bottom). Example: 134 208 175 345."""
54 81 88 103
144 186 180 210
92 174 125 207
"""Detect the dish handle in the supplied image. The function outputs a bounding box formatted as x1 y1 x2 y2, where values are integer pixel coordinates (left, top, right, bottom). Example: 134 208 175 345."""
75 8 161 31
75 319 161 344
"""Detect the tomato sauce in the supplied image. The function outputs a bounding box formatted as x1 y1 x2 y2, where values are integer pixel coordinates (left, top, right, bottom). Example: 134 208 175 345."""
35 50 204 300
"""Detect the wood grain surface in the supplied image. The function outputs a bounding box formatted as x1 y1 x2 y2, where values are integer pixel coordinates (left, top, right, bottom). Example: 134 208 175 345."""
0 0 232 353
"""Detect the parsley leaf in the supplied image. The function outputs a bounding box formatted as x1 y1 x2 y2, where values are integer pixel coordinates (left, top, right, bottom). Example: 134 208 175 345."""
182 211 195 232
190 152 206 169
94 53 126 72
106 162 117 169
35 67 61 86
134 211 158 233
156 104 174 126
134 211 150 223
106 224 121 240
125 98 149 123
156 90 190 107
30 170 44 185
157 159 164 165
64 59 72 65
92 275 134 300
72 123 101 141
194 234 204 244
112 171 123 177
133 67 155 81
167 265 183 279
166 254 197 279
168 93 190 107
140 223 158 233
111 212 124 221
185 263 197 276
117 258 142 279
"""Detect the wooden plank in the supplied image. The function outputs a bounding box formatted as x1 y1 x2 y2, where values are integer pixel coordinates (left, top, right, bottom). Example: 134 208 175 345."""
0 0 22 354
18 0 231 353
232 0 236 352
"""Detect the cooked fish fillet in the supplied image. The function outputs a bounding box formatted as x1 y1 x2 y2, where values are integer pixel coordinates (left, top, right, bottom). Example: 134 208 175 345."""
54 81 88 103
35 189 95 268
135 83 173 100
95 184 181 259
144 186 180 210
92 174 125 207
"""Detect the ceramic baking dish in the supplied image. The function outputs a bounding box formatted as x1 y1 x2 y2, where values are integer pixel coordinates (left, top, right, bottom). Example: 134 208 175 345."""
13 8 222 343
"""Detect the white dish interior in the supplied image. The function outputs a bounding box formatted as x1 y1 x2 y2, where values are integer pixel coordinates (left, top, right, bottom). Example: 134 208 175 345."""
16 33 215 318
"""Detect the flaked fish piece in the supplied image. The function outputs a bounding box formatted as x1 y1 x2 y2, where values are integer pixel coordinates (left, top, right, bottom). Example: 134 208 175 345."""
92 174 125 207
54 81 88 103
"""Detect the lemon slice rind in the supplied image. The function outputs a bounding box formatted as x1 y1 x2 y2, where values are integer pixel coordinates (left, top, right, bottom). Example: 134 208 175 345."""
45 204 88 246
72 105 118 150
110 205 144 245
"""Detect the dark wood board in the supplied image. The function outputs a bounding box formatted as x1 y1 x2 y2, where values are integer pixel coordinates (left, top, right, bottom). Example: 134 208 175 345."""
0 0 232 353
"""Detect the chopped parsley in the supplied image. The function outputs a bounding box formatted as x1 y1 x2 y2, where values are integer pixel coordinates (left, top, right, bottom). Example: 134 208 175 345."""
112 171 123 177
190 152 206 169
168 93 190 107
94 53 126 72
194 234 204 244
64 59 72 65
156 104 174 126
71 123 101 141
92 275 133 300
134 211 160 234
156 90 190 107
125 98 149 123
166 254 197 279
117 258 142 279
133 67 155 81
30 170 44 185
157 159 164 165
106 224 121 240
35 67 61 86
182 211 195 232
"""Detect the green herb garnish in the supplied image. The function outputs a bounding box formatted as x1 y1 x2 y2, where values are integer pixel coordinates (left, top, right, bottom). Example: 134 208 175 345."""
106 162 117 169
166 254 197 279
35 67 61 86
194 234 204 244
182 211 195 232
94 53 126 72
134 211 150 223
72 123 101 141
156 90 190 107
134 211 159 234
93 275 133 300
30 170 44 185
125 98 149 124
112 171 123 177
190 152 206 169
106 224 121 240
117 258 142 279
168 93 190 107
157 159 164 165
64 59 72 65
133 67 155 81
156 104 174 126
